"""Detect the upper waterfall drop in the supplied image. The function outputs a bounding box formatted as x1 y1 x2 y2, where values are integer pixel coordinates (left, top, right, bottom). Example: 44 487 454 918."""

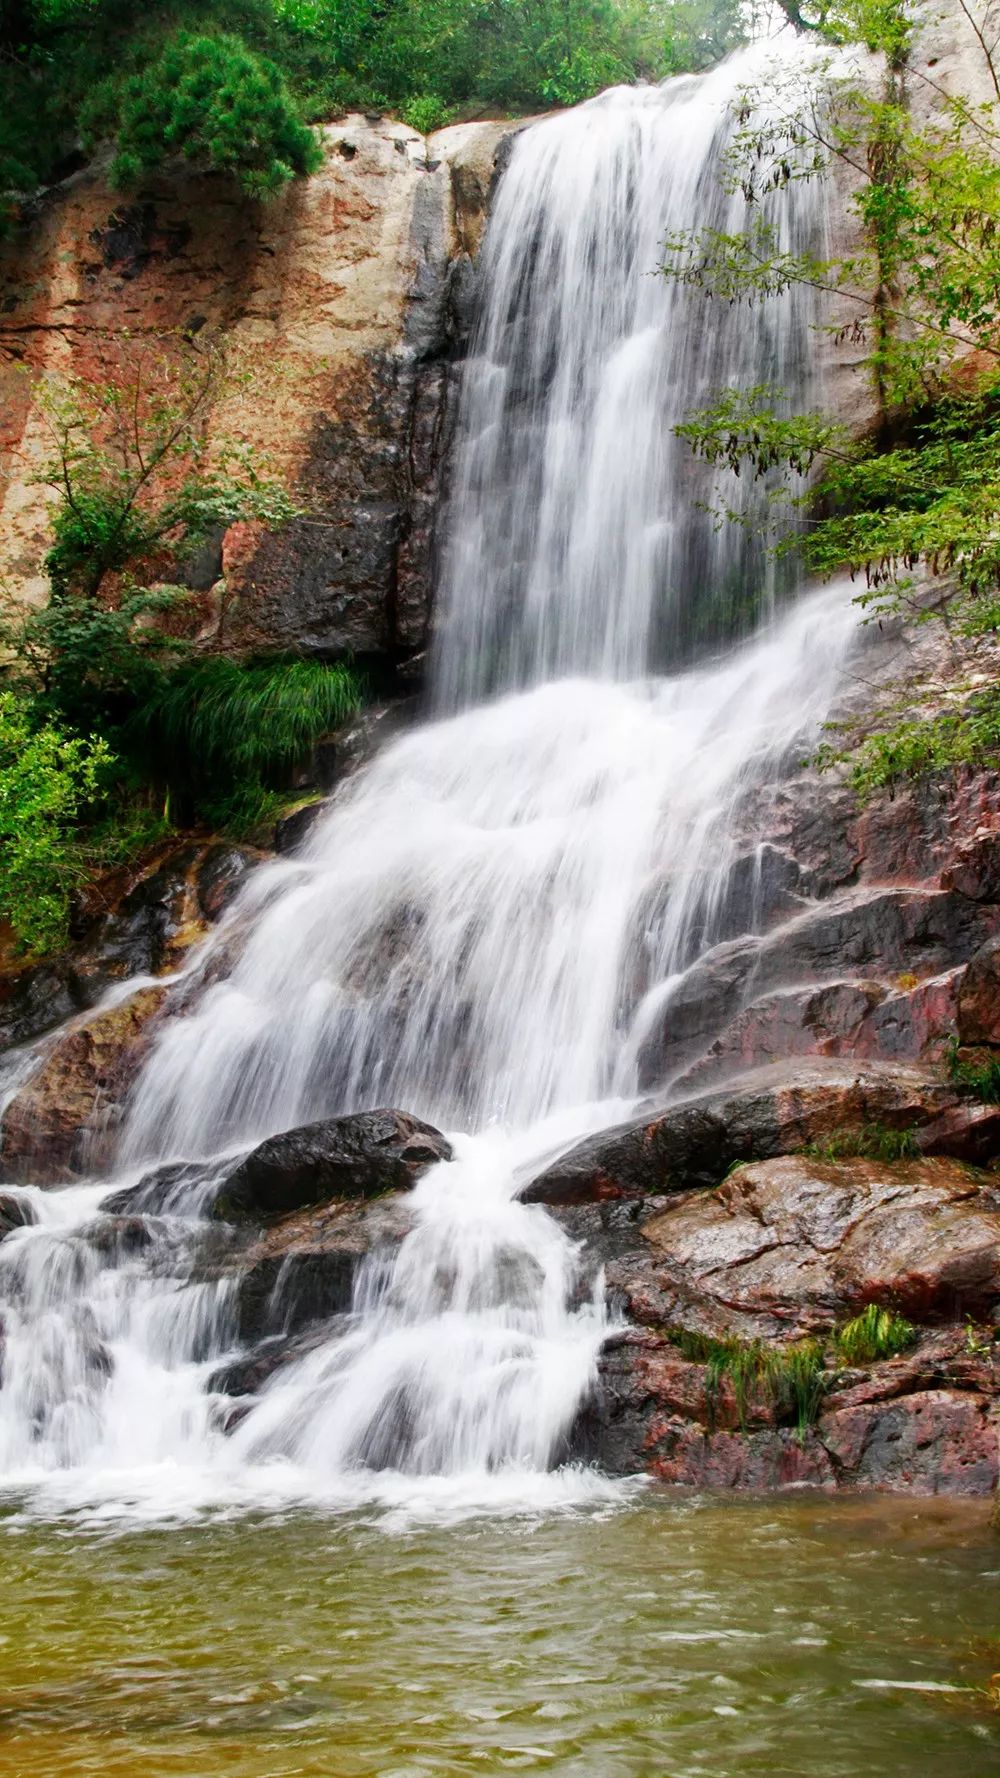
433 43 825 709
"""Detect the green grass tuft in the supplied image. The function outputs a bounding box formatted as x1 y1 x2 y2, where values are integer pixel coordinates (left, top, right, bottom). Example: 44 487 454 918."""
124 655 364 821
803 1123 920 1163
835 1304 917 1367
664 1328 829 1438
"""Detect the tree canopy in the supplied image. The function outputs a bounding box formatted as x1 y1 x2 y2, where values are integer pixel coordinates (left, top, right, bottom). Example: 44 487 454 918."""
0 0 748 224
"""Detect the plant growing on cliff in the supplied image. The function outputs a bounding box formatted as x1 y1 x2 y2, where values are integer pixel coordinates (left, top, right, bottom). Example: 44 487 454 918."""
663 0 1000 790
126 655 364 824
835 1302 915 1364
1 338 298 732
0 691 112 954
103 30 322 197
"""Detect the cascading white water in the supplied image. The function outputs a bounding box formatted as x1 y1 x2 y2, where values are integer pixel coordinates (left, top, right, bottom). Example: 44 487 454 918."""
0 39 861 1520
433 50 822 706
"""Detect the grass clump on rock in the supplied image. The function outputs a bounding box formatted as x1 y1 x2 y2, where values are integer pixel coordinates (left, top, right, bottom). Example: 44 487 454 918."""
665 1328 828 1439
835 1304 916 1367
802 1123 920 1164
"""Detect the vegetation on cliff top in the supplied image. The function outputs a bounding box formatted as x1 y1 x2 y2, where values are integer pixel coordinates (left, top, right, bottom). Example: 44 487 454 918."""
667 0 1000 797
0 0 747 224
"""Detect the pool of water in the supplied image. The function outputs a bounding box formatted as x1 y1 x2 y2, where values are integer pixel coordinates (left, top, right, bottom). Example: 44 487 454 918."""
0 1491 996 1778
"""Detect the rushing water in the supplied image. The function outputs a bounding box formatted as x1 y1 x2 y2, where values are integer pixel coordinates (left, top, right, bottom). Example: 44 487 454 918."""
0 1497 997 1777
0 42 861 1512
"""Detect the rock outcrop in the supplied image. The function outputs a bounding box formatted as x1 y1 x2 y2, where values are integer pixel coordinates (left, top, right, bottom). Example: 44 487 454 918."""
0 115 518 673
0 984 169 1183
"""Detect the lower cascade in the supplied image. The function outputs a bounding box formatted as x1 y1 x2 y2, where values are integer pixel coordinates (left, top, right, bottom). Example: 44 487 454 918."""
0 42 862 1520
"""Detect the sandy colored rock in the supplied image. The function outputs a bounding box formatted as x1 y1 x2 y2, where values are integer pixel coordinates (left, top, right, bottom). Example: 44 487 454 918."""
0 116 511 664
0 985 168 1184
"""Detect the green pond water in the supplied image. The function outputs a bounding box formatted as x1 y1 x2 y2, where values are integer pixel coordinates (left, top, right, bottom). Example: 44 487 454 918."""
0 1492 997 1778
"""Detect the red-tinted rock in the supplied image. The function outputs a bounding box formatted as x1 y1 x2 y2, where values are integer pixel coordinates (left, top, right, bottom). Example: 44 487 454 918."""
820 1390 998 1494
0 986 169 1184
625 1152 1000 1338
918 1101 1000 1164
525 1060 959 1208
957 934 1000 1046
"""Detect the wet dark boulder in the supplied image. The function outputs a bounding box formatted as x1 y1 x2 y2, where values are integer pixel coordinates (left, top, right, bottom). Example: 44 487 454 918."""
224 1192 414 1342
101 1157 233 1218
213 1108 452 1224
522 1060 960 1207
0 1192 35 1239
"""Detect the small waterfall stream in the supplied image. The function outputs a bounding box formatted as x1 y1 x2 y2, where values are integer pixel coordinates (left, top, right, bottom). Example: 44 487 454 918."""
0 41 861 1519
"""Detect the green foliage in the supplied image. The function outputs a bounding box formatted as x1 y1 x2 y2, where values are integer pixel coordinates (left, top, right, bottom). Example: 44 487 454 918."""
0 691 112 954
0 0 748 224
802 1122 920 1161
664 1327 829 1436
830 687 1000 803
835 1303 916 1365
0 343 363 941
125 655 364 822
945 1036 1000 1103
107 31 321 197
401 94 454 135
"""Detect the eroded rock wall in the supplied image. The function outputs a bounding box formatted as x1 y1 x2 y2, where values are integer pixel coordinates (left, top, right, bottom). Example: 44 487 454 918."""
0 114 520 670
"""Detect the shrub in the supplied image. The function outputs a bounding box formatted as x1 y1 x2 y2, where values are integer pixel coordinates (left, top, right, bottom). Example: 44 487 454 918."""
0 692 112 955
124 654 364 821
110 31 322 197
401 94 453 135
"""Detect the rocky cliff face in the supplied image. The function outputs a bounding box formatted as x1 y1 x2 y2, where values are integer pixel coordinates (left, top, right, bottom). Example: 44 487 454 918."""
0 113 520 673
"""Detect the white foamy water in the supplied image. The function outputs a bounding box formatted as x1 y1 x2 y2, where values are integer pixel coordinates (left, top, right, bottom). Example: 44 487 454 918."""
0 41 858 1523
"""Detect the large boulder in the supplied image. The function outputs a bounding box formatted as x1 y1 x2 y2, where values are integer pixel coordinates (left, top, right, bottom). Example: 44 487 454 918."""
619 1152 1000 1340
212 1107 452 1224
523 1060 960 1206
0 985 169 1184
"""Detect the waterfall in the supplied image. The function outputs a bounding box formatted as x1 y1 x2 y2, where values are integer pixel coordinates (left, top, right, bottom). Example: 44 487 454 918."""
0 41 860 1519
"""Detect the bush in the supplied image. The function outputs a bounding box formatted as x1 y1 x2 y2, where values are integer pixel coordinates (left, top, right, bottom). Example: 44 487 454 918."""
110 30 322 197
0 692 112 955
401 94 453 135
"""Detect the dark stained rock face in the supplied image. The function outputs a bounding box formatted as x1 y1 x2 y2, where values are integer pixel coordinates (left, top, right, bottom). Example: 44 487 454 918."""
523 1060 961 1206
213 1108 452 1224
